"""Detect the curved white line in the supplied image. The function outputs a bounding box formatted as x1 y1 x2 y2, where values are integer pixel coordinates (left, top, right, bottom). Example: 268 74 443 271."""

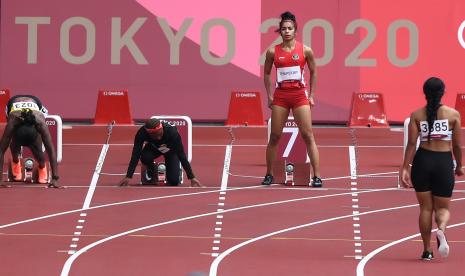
208 197 465 276
356 197 465 276
0 186 262 229
356 220 465 276
0 169 401 229
60 188 395 275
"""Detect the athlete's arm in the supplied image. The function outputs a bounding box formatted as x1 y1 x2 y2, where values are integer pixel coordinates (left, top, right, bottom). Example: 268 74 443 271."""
263 47 275 108
0 117 16 186
125 129 145 178
172 133 195 179
400 113 419 187
304 46 317 101
451 110 464 176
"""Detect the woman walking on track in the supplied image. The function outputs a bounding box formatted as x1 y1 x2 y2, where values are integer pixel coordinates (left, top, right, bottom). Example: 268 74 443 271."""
401 77 464 260
262 11 322 187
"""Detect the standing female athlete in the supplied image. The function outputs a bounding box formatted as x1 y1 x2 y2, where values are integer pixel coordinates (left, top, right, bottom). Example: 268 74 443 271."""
262 11 322 187
0 95 60 188
401 77 463 260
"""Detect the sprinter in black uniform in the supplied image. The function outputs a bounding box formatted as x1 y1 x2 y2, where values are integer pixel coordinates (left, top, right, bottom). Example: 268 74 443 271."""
0 95 60 188
401 77 463 260
119 118 201 187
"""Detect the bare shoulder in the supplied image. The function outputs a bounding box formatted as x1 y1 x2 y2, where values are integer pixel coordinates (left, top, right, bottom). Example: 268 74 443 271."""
266 46 275 57
303 44 314 57
410 107 425 121
441 105 460 115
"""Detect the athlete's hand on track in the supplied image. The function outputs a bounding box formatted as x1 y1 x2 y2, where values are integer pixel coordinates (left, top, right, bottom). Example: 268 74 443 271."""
118 177 130 187
47 182 63 189
190 178 203 187
0 182 11 188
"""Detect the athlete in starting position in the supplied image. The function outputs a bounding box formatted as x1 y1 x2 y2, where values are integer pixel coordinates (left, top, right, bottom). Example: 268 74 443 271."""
0 95 60 188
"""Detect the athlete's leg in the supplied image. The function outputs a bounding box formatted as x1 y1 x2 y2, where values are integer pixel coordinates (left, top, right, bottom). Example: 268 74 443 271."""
140 144 162 178
9 140 21 163
164 153 181 186
29 137 49 183
292 104 320 177
29 136 46 168
265 105 290 176
415 191 434 253
433 195 451 257
9 140 23 180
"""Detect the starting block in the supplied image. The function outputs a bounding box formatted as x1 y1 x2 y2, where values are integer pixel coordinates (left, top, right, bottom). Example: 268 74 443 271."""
7 157 50 183
141 161 174 185
268 117 311 186
139 115 192 185
349 92 389 127
6 115 62 184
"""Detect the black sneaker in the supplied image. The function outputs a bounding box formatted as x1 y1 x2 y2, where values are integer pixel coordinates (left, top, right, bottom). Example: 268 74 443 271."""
421 251 433 261
311 176 323 187
262 174 273 185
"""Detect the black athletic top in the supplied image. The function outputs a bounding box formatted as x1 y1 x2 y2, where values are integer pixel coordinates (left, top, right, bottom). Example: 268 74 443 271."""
125 122 194 179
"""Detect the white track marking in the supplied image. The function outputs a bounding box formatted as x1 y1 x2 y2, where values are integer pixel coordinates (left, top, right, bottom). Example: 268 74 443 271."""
0 186 263 229
212 144 232 256
63 143 404 148
349 145 363 259
356 215 465 276
221 145 232 191
209 197 465 276
60 189 394 275
82 144 109 209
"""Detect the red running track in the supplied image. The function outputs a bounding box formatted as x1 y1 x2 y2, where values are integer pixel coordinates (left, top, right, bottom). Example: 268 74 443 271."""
0 125 465 276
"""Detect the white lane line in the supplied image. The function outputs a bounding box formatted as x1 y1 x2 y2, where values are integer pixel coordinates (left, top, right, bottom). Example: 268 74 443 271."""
221 145 232 191
0 186 264 229
60 188 394 276
208 197 465 276
67 143 110 255
349 145 362 259
356 220 465 276
82 144 109 209
209 145 233 256
64 143 404 148
228 171 399 182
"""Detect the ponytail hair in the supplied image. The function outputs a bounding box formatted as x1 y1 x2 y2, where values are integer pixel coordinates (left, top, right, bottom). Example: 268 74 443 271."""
276 11 297 33
423 77 445 140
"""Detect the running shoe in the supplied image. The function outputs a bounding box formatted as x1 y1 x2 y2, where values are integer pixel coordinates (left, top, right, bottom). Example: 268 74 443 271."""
38 166 48 184
311 176 323 187
262 174 273 185
11 161 22 181
436 229 449 257
421 251 434 261
145 170 153 181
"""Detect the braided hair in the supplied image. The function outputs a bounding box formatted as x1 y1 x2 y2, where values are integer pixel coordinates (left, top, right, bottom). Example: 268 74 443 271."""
423 77 445 141
14 109 39 146
276 11 297 33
